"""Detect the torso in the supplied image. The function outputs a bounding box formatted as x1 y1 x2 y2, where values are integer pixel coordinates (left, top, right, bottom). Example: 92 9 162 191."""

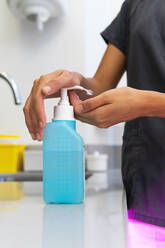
123 0 165 227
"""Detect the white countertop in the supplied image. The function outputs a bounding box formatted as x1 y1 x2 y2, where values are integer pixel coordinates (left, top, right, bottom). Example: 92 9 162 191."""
1 178 164 248
0 180 127 248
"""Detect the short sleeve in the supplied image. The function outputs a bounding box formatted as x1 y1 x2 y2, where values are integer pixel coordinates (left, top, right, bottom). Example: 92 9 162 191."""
101 0 130 55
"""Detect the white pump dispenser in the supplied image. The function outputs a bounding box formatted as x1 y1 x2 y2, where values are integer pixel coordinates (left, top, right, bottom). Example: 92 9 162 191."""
53 86 93 121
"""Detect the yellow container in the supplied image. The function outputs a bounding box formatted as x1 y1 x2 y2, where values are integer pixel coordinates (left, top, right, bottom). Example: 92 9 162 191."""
0 135 26 173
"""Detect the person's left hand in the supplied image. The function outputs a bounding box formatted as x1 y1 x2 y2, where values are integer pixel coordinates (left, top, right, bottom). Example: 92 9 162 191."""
69 87 145 128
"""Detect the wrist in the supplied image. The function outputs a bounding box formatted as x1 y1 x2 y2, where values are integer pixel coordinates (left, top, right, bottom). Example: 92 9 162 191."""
136 90 165 118
134 90 149 117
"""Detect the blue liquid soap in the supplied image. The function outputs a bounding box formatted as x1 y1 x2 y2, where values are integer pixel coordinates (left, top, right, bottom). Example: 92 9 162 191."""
43 86 91 204
43 120 84 204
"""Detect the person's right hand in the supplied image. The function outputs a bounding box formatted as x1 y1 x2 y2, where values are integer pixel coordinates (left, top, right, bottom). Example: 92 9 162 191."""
23 70 83 141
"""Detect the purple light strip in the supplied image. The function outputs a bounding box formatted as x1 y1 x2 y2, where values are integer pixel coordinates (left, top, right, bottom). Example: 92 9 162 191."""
127 210 165 247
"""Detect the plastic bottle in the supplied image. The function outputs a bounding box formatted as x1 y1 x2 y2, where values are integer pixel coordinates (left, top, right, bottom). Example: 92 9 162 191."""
43 86 92 204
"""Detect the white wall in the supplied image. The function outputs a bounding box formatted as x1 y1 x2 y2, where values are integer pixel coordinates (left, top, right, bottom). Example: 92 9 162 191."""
84 0 126 145
0 0 125 145
0 0 85 145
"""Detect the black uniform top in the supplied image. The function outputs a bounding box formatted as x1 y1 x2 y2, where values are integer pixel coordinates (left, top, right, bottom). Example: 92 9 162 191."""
101 0 165 227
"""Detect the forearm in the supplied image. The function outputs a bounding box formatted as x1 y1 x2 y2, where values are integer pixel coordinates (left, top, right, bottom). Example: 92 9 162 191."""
138 90 165 118
80 44 126 98
93 44 126 93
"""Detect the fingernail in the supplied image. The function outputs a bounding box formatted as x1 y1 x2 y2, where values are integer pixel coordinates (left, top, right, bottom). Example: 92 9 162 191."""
43 86 51 93
31 133 36 140
36 133 40 140
76 104 83 113
39 121 43 128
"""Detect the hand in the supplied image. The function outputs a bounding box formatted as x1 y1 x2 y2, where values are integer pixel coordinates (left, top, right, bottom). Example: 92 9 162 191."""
69 87 145 128
23 70 83 141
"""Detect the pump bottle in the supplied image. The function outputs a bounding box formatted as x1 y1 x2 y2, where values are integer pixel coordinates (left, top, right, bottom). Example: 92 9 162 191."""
43 86 92 204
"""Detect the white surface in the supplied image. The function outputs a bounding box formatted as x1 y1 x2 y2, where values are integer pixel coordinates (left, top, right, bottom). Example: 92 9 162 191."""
84 0 126 145
0 181 164 247
86 173 109 192
0 0 84 144
0 137 20 144
86 151 108 171
7 0 69 31
24 149 43 171
0 182 127 248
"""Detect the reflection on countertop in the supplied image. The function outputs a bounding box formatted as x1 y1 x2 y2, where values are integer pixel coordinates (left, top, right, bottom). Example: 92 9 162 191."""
43 204 84 248
0 182 24 201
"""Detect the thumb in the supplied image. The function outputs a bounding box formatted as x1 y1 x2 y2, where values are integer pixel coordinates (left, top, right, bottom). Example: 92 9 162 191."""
69 91 86 114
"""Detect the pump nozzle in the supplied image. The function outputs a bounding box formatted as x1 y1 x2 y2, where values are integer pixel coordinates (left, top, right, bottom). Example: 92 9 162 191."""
53 86 93 121
67 86 93 96
59 86 93 106
59 88 70 105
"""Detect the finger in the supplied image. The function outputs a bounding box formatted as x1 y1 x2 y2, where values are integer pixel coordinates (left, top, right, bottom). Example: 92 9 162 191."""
76 115 94 125
29 106 39 136
77 103 123 128
69 91 91 116
77 114 114 127
75 104 112 128
75 111 106 127
23 97 37 140
75 92 109 114
30 77 74 138
29 98 46 141
41 71 80 97
27 70 81 140
69 91 82 106
39 128 45 141
30 74 79 136
30 80 47 135
75 109 99 126
27 81 46 140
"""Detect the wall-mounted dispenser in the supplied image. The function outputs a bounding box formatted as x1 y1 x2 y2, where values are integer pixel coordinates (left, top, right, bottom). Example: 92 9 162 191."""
7 0 69 31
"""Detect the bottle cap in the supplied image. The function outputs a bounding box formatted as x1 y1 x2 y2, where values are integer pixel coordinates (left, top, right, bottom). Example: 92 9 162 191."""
53 86 93 121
